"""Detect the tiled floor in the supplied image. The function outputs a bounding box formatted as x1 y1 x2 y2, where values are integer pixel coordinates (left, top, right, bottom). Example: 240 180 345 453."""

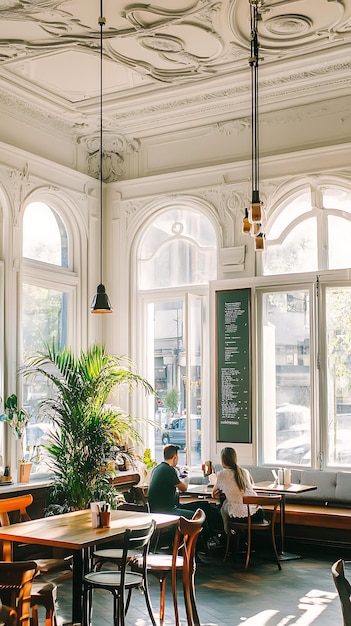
49 544 347 626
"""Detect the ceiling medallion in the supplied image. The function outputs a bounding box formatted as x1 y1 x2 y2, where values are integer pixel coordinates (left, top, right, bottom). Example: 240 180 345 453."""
265 14 312 37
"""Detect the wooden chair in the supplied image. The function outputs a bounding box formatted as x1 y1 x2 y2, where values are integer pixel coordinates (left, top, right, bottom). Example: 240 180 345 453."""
332 559 351 626
83 520 157 626
0 560 38 626
223 494 282 570
132 508 206 626
0 494 66 626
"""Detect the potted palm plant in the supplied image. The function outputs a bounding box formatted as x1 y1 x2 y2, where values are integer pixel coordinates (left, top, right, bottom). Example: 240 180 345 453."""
21 342 155 510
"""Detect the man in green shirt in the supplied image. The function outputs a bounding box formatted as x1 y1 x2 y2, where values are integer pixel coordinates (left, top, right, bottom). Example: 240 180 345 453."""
148 444 223 553
148 444 193 517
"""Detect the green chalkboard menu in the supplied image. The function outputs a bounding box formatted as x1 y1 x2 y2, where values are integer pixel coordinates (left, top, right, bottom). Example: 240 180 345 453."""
216 288 251 443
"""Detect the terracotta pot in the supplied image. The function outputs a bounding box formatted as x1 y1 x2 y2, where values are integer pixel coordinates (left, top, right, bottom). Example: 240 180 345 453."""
19 462 32 483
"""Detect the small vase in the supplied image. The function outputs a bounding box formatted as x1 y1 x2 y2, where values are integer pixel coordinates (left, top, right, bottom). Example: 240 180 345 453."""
19 462 32 483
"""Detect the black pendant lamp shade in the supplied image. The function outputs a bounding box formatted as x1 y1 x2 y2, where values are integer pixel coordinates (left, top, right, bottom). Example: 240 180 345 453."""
91 283 112 314
90 0 112 314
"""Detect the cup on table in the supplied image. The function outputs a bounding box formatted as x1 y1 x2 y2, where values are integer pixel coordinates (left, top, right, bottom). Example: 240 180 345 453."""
100 510 111 528
208 473 217 485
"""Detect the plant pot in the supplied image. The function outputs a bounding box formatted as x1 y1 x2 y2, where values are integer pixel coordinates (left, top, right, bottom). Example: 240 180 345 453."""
19 462 32 483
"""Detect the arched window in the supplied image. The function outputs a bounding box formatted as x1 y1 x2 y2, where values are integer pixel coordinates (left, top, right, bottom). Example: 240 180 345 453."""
138 207 217 289
262 187 351 275
136 206 217 468
23 202 69 267
258 184 351 469
21 200 75 475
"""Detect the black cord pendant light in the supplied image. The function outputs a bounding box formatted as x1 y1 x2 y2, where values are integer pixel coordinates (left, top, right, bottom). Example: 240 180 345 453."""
91 0 113 313
243 1 265 251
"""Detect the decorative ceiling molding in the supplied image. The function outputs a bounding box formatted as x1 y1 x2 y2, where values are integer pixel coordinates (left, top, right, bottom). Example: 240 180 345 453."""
0 0 350 169
82 132 140 183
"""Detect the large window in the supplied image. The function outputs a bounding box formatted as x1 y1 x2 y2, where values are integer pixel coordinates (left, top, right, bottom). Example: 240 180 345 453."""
259 185 351 468
138 206 216 467
22 201 72 474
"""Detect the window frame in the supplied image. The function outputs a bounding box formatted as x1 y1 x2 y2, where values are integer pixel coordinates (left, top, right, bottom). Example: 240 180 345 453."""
18 200 80 477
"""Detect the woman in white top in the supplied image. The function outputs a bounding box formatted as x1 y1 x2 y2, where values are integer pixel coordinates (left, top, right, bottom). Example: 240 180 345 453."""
212 447 264 534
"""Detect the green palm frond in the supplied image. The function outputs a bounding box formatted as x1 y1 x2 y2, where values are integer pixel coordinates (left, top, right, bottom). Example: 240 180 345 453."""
21 341 155 510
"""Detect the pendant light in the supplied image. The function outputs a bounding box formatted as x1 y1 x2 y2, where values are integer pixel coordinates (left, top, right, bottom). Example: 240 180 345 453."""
243 1 265 250
91 0 113 313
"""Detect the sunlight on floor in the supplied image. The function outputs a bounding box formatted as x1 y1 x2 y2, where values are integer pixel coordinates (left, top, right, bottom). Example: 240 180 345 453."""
237 588 337 626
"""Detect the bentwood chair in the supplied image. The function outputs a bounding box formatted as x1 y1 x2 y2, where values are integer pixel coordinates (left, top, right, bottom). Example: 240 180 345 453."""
332 559 351 626
0 560 38 626
0 494 65 626
83 519 157 626
224 494 282 570
132 508 206 626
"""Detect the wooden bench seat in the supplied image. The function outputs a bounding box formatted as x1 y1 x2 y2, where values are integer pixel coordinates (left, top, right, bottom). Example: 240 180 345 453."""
284 503 351 530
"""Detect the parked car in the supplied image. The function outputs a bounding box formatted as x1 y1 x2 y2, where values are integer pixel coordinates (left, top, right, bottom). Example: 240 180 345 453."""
276 434 310 464
161 415 201 450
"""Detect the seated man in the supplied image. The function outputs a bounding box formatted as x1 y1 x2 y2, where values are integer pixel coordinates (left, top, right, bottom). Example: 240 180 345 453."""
148 444 222 551
148 444 192 517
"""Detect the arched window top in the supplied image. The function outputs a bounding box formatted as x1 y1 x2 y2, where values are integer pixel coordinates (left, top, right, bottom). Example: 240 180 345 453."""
138 207 217 290
268 190 311 240
262 185 351 276
23 202 68 268
322 186 351 212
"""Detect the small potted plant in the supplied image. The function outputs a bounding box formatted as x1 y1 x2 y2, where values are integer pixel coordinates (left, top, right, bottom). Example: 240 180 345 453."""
141 448 157 485
0 394 33 482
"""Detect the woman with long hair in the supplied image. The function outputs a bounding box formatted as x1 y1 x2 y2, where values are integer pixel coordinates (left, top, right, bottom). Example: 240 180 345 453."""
212 447 264 533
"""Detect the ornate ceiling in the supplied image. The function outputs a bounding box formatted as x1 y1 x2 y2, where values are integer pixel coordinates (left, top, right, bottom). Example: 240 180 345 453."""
0 0 350 175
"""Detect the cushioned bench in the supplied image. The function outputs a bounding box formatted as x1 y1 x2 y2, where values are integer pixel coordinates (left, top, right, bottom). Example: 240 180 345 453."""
190 466 351 548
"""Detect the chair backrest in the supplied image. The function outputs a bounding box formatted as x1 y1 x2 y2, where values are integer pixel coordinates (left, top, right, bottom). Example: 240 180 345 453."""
332 559 351 626
118 502 150 513
0 560 38 626
120 519 156 583
0 495 33 561
173 508 206 567
243 494 281 528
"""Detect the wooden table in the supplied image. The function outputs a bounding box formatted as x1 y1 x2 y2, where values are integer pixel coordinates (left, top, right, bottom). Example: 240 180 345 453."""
254 481 317 560
0 508 178 625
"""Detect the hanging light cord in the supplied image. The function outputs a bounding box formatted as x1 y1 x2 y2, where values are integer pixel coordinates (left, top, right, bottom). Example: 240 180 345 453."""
98 0 105 286
90 0 112 311
250 1 259 199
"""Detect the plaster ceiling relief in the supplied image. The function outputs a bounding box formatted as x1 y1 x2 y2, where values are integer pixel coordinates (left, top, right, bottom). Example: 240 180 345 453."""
0 0 350 164
82 131 140 183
